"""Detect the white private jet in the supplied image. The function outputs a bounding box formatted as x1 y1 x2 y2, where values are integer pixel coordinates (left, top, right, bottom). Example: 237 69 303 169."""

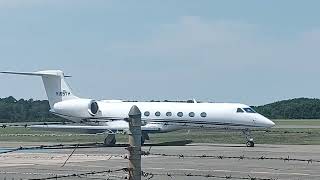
1 70 275 147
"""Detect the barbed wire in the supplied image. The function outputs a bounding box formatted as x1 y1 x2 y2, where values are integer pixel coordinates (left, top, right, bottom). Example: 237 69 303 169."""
28 168 129 180
61 143 79 167
141 171 278 180
142 151 319 164
0 144 68 154
1 143 315 180
0 143 127 161
27 169 278 180
1 169 128 180
0 142 110 155
1 143 319 164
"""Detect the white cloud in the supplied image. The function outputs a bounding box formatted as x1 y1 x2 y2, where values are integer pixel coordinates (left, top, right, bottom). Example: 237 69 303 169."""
107 16 320 73
107 16 262 74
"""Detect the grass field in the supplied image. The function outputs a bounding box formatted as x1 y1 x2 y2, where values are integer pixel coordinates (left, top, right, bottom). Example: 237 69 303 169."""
0 129 318 145
273 119 320 126
1 120 320 145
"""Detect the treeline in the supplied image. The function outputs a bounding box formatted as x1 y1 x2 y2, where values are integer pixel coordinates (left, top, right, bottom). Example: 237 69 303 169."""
0 96 64 123
1 96 320 122
253 98 320 119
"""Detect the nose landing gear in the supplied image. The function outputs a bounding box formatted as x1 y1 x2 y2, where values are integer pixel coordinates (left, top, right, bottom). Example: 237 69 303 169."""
246 140 255 147
242 130 255 147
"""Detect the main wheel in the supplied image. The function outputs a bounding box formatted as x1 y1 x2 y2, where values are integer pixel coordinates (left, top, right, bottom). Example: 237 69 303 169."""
246 141 254 147
104 135 116 146
110 138 116 145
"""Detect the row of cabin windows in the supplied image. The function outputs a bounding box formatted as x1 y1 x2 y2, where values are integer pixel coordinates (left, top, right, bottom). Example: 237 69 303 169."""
144 111 207 118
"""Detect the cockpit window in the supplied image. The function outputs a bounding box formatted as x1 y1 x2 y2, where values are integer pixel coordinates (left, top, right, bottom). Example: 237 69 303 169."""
243 108 256 113
237 108 244 113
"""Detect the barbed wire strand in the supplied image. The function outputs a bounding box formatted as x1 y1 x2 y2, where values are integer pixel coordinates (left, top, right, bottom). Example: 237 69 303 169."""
61 143 79 167
0 143 103 155
142 171 278 180
143 152 319 164
1 143 319 164
28 168 129 180
0 142 312 180
27 169 278 180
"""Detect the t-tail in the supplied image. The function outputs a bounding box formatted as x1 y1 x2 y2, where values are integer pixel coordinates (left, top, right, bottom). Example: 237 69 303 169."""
0 70 79 108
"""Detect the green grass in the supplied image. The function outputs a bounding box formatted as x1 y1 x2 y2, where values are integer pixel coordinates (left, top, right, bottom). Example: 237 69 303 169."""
0 127 320 145
149 128 320 145
273 119 320 126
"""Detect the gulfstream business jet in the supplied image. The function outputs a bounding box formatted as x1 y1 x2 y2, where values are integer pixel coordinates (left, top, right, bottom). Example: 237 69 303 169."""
1 70 275 147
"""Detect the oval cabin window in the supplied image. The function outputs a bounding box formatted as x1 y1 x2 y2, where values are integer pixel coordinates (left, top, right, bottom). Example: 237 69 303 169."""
177 112 183 117
155 111 161 116
144 111 150 116
200 112 207 118
189 112 195 117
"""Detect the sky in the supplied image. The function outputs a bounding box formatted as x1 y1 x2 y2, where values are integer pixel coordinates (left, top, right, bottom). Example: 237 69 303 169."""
0 0 320 105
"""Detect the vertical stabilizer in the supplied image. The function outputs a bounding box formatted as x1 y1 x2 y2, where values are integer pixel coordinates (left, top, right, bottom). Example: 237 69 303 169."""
1 70 79 108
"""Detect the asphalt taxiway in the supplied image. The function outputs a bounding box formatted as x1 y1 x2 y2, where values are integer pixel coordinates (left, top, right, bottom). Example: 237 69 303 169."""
0 142 319 180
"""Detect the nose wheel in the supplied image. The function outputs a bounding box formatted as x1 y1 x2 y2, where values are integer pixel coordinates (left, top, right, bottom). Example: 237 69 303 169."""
246 140 254 147
242 130 255 147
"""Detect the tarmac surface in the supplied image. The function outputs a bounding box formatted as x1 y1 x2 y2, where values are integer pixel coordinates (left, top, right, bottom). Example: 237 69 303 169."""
0 142 319 180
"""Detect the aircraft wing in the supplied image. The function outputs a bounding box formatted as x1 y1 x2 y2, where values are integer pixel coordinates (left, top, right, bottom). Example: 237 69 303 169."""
30 124 161 134
30 125 116 134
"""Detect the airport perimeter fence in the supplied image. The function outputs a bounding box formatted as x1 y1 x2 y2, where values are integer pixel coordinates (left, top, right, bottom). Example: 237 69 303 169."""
0 142 319 180
26 170 279 180
1 143 319 164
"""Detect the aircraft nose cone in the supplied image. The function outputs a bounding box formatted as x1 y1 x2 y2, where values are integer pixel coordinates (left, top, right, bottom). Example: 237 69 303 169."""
262 116 275 128
255 114 275 128
267 119 275 127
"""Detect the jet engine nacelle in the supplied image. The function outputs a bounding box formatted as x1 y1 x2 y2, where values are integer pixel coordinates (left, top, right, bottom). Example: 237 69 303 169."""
53 99 100 118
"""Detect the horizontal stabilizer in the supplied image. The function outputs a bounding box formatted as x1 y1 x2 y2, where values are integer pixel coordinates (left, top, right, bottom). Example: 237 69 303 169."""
0 70 71 77
1 71 43 76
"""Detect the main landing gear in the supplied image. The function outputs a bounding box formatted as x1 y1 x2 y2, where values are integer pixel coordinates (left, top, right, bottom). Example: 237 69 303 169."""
104 134 116 146
242 130 255 147
141 132 150 146
103 132 150 146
